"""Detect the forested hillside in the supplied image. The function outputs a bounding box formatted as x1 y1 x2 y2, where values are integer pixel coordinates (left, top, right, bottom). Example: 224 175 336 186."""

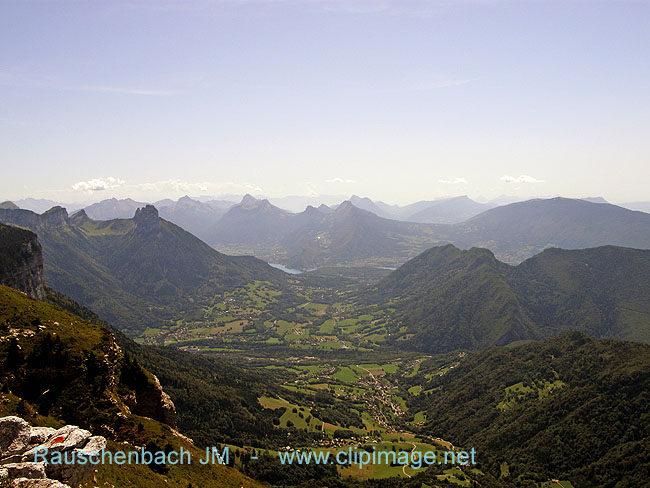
407 332 650 487
367 244 650 352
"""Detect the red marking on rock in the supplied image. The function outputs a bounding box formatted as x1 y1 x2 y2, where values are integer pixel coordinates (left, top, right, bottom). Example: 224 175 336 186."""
51 436 65 444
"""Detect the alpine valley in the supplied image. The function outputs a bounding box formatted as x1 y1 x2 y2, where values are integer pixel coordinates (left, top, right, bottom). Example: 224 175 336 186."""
1 196 649 488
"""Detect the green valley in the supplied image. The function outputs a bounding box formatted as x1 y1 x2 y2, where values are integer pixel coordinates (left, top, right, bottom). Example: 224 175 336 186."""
2 216 650 488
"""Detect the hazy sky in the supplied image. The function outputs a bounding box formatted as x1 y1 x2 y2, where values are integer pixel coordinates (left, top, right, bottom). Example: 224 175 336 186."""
2 0 649 205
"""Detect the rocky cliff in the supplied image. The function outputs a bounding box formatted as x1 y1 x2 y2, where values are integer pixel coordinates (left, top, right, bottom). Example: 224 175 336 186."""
133 205 161 235
0 224 45 300
0 283 177 437
123 374 177 429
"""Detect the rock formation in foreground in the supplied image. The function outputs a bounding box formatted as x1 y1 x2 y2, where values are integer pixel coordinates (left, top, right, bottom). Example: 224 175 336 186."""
0 416 106 488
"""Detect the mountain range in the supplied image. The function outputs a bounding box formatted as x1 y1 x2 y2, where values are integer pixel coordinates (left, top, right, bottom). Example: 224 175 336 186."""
2 196 650 487
209 194 650 268
82 196 235 242
349 194 495 223
452 196 650 262
0 204 288 336
208 196 445 269
367 244 650 352
6 193 650 272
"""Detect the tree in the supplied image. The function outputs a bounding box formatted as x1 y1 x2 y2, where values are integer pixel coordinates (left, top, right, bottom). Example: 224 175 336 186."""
5 338 24 371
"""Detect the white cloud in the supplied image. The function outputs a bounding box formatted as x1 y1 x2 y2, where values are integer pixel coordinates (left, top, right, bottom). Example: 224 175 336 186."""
130 179 263 195
500 174 544 184
72 177 125 192
439 177 468 185
133 179 209 194
325 177 356 184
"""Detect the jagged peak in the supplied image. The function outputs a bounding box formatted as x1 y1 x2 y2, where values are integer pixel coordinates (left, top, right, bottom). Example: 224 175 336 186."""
302 204 325 217
133 205 161 233
240 194 259 206
134 204 159 220
334 200 366 216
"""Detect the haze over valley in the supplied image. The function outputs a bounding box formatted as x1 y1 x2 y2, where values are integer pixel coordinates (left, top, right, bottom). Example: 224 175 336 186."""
2 1 650 487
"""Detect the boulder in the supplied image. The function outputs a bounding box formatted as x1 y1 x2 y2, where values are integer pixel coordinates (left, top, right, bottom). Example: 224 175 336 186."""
44 460 94 488
30 427 56 445
2 462 46 479
11 479 71 488
0 417 31 456
21 426 88 462
1 417 105 488
79 436 107 455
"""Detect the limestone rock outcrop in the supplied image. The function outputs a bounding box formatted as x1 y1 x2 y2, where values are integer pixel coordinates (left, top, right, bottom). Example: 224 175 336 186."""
123 374 177 429
0 224 45 300
0 416 107 488
133 205 162 234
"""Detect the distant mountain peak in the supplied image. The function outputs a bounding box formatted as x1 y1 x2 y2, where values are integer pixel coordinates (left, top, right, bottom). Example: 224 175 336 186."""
0 201 19 210
240 194 259 206
317 203 332 213
133 205 161 233
333 200 359 217
582 196 609 204
134 204 159 219
70 209 90 225
350 195 371 203
337 200 355 210
84 197 146 220
41 206 68 227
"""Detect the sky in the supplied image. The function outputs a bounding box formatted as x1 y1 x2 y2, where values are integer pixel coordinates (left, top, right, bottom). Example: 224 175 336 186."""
1 0 649 205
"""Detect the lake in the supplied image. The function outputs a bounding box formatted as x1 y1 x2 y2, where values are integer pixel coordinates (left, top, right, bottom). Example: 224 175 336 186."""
269 263 304 274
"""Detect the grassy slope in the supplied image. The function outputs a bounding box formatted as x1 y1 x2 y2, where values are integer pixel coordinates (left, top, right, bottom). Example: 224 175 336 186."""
0 284 261 488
